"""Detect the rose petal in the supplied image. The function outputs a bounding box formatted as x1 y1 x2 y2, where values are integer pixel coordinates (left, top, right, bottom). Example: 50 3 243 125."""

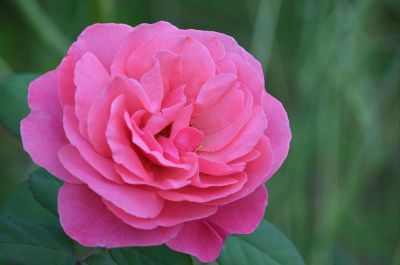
125 35 184 80
170 104 193 138
157 172 247 203
208 136 274 205
191 173 239 188
225 52 264 104
199 105 267 162
58 144 164 219
58 23 133 106
111 21 178 77
172 127 204 152
209 185 267 234
20 70 81 184
74 52 110 138
198 157 242 175
179 37 216 101
167 220 225 263
106 95 151 181
197 88 253 152
263 92 292 177
193 84 244 134
139 62 164 112
64 105 124 183
194 73 237 113
144 86 186 135
125 113 192 170
158 137 180 162
87 76 144 156
213 31 264 83
182 30 226 61
104 200 217 230
114 164 191 190
58 183 180 247
155 50 182 94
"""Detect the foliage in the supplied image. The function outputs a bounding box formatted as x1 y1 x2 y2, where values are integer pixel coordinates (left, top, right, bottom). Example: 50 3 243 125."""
0 168 304 264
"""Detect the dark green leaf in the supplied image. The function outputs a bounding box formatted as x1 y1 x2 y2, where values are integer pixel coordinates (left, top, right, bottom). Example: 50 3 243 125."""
0 181 56 224
28 168 62 215
82 251 118 265
110 244 192 265
0 74 37 138
217 220 305 265
192 256 219 265
0 216 75 265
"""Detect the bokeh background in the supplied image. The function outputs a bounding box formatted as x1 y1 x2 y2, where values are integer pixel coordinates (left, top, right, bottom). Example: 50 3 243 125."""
0 0 399 264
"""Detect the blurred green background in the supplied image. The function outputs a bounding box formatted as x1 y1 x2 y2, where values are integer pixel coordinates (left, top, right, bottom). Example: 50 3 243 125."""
0 0 398 264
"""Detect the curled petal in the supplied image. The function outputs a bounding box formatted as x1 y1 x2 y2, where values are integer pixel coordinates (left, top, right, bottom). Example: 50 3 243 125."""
262 92 292 177
208 136 274 205
157 172 247 203
104 200 217 230
58 183 180 247
167 220 225 263
111 21 178 77
199 105 267 162
106 95 151 181
209 185 267 234
172 127 204 152
58 23 133 106
64 105 124 183
74 52 110 138
58 144 165 219
21 70 81 184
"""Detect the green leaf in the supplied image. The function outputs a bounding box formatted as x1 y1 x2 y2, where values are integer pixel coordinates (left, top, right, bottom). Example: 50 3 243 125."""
192 256 220 265
0 181 56 224
217 220 305 265
82 251 118 265
0 216 76 265
0 73 37 138
110 244 192 265
28 168 62 215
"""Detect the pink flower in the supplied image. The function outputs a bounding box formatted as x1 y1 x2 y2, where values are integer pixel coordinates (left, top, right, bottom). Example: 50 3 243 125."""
21 21 291 262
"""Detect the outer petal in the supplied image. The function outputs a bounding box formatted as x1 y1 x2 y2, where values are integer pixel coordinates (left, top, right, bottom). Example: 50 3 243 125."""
181 30 226 61
167 220 225 263
211 31 264 84
58 183 180 247
262 92 291 176
103 200 217 230
209 185 267 234
58 23 133 106
20 70 81 184
207 136 274 205
58 144 164 219
225 52 264 105
111 21 178 77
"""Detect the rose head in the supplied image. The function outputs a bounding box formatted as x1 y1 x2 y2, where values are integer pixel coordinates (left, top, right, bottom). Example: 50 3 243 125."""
21 21 291 262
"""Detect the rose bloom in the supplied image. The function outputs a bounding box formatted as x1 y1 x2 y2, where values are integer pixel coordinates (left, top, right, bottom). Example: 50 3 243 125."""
21 21 291 262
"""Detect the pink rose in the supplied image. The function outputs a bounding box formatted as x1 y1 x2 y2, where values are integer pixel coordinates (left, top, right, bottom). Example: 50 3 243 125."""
21 21 291 262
